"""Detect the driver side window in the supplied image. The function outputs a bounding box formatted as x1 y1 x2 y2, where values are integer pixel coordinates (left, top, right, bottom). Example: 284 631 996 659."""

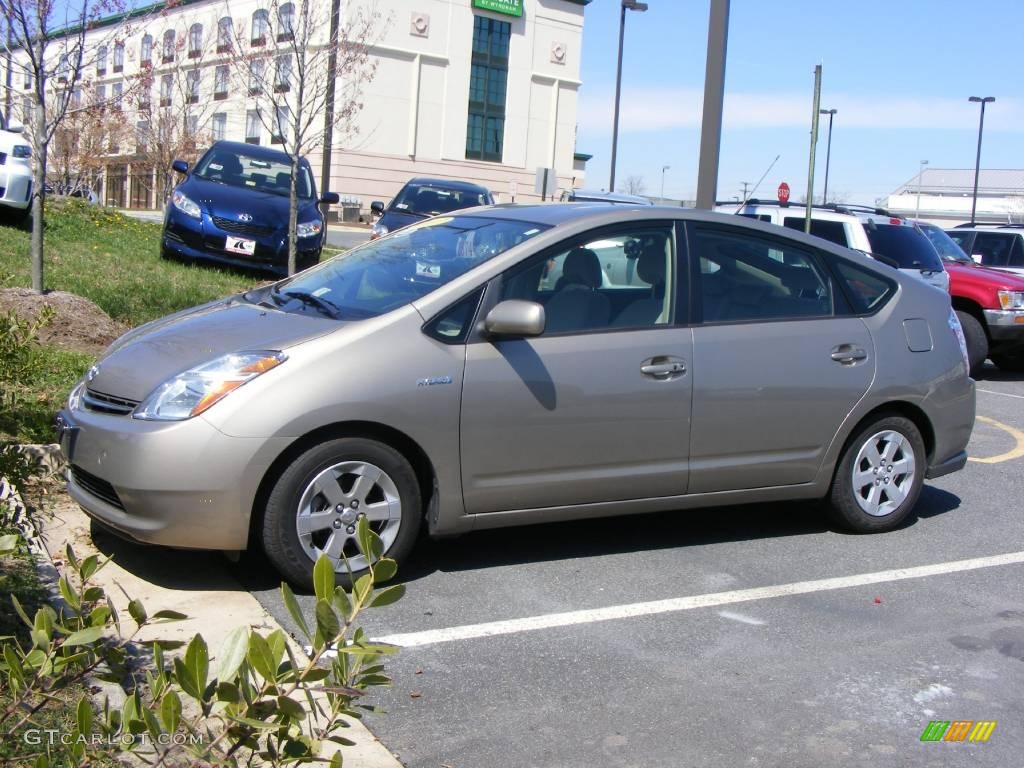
500 226 676 335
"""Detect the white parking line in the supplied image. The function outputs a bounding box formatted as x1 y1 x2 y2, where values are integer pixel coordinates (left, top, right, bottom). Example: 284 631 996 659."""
375 551 1024 648
977 388 1024 400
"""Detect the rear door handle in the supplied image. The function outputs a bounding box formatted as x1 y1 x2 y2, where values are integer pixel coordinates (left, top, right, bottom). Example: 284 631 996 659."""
831 344 868 364
640 356 687 379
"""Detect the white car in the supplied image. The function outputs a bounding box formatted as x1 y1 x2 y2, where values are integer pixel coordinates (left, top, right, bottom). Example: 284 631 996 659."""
945 225 1024 278
715 201 950 293
0 112 33 214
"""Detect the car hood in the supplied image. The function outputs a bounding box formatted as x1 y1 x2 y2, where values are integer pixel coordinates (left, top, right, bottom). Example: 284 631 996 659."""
88 298 337 402
181 177 317 223
945 260 1024 288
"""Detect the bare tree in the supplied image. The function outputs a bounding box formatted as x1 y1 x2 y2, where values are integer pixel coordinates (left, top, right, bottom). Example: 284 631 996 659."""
620 175 646 196
50 82 132 195
228 0 381 275
0 0 141 292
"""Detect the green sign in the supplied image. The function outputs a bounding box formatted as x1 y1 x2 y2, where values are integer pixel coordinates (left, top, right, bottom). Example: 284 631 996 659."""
472 0 524 17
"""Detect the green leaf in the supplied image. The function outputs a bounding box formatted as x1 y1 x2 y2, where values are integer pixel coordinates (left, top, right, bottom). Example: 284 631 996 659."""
59 575 82 610
247 632 277 681
151 609 188 622
65 543 80 571
372 558 398 582
216 680 241 702
315 600 340 641
356 518 383 562
76 696 93 736
333 586 353 619
267 629 287 671
329 749 344 768
276 694 305 719
80 554 100 582
64 626 104 647
227 714 282 730
298 667 330 683
353 574 374 606
89 606 111 627
3 645 24 685
106 596 121 636
11 595 32 629
216 625 249 682
127 599 147 626
173 657 197 698
313 554 335 601
281 582 311 640
160 690 182 732
183 634 210 700
368 584 405 608
83 587 105 603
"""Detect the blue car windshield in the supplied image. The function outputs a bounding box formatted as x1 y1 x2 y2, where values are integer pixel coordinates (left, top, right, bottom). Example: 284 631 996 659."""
391 183 491 217
278 216 548 319
192 149 313 199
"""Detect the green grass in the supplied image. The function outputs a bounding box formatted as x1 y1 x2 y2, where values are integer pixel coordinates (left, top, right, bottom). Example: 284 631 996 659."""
0 345 94 443
0 200 258 326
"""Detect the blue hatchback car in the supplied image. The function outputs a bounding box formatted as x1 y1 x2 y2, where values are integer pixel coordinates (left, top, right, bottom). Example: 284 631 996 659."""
162 141 339 274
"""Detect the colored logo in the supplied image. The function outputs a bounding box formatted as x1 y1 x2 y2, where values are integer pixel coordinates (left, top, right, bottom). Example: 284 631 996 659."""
920 721 997 742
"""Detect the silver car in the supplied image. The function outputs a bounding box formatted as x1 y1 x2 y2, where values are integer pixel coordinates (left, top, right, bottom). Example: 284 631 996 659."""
58 205 975 588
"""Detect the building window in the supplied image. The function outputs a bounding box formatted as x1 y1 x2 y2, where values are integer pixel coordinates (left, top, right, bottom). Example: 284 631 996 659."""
96 83 106 101
214 65 229 100
277 3 295 42
251 9 269 46
159 74 172 107
136 120 149 153
140 34 152 67
245 109 261 144
248 58 265 95
186 112 199 136
57 54 70 83
162 29 175 63
112 81 123 105
22 69 31 89
272 106 288 144
274 54 291 92
186 69 200 104
465 15 509 163
212 112 227 141
113 42 124 72
217 17 233 52
96 45 107 75
188 23 203 58
21 95 33 123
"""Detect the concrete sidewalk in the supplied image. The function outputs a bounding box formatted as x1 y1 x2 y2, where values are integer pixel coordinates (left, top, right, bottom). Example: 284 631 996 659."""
36 493 403 767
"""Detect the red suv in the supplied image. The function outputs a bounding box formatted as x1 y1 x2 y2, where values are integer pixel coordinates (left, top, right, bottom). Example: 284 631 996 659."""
918 222 1024 375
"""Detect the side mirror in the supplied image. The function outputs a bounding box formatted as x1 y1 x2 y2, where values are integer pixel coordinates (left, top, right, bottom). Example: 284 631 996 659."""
171 159 188 174
5 119 24 133
320 191 340 205
370 200 385 216
484 300 545 338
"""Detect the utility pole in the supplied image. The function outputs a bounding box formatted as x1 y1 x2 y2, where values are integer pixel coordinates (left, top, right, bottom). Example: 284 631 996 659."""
804 64 822 233
740 181 751 201
695 0 730 209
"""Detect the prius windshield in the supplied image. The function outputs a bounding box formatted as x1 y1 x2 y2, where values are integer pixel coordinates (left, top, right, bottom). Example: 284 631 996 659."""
273 215 547 319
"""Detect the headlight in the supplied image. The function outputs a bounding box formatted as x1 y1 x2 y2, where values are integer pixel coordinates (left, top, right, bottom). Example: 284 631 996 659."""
296 220 322 238
134 351 286 421
67 380 85 410
12 145 31 158
171 189 201 219
370 223 388 240
997 290 1024 310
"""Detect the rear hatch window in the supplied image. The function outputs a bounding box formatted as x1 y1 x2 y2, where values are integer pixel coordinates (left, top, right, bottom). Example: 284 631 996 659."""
864 224 944 272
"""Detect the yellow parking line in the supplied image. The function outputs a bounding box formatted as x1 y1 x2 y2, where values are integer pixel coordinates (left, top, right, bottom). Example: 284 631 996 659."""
968 416 1024 464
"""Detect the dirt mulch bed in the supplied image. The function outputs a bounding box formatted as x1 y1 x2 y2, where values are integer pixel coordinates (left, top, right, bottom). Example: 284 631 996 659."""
0 287 128 356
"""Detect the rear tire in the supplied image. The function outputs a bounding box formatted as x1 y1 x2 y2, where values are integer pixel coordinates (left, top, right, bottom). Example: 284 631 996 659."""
956 310 988 376
827 415 925 533
262 437 421 590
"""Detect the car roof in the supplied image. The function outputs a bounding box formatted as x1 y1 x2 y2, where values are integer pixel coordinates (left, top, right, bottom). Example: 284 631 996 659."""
946 225 1024 233
724 200 908 224
203 140 310 167
566 189 653 205
403 177 491 193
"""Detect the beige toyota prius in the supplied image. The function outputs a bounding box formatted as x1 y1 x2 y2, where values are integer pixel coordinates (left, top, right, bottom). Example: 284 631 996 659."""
58 205 975 588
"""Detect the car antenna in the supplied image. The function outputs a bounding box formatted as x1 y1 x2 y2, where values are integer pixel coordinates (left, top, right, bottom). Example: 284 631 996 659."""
734 154 780 213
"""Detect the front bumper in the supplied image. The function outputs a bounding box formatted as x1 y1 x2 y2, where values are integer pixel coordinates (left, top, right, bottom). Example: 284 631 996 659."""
58 404 289 551
0 163 32 210
983 309 1024 343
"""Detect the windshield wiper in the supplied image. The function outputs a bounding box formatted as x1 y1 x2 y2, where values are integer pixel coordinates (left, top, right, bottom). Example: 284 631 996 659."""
272 289 341 318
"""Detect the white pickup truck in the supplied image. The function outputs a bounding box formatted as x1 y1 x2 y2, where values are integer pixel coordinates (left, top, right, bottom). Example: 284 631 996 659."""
0 111 33 215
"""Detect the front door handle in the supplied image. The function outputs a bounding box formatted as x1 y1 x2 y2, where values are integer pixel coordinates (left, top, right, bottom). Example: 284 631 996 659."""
831 344 868 364
641 356 687 379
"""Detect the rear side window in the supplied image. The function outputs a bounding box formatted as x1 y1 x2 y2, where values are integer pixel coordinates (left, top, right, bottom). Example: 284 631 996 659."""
864 224 943 271
783 217 849 247
1009 236 1024 267
946 231 972 252
833 260 895 314
972 232 1014 267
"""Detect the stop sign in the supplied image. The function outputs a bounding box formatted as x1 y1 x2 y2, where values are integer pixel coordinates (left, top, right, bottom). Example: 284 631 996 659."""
777 182 791 204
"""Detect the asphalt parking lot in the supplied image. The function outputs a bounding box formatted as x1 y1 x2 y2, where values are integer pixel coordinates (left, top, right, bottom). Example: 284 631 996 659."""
234 365 1024 767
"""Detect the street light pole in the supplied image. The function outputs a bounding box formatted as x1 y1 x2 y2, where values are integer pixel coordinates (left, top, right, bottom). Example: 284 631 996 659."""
609 0 648 193
968 96 995 224
915 159 929 219
660 164 670 204
819 108 836 204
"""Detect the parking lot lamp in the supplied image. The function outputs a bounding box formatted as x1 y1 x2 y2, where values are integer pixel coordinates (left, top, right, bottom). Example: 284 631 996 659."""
968 96 995 224
915 159 928 219
819 108 837 204
609 0 648 193
660 164 670 204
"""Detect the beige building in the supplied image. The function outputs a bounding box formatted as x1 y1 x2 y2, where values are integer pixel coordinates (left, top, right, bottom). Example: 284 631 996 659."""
4 0 589 213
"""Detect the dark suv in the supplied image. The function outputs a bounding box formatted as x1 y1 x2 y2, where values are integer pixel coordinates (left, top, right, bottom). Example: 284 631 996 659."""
370 177 492 240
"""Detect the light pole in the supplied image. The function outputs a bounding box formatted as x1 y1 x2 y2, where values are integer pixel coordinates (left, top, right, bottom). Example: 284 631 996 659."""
819 108 837 204
968 96 995 224
660 164 670 204
609 0 648 193
915 159 928 219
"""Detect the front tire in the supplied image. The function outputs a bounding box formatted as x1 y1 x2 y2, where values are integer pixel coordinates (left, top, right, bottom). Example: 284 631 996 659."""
262 438 422 590
827 415 925 533
956 310 988 376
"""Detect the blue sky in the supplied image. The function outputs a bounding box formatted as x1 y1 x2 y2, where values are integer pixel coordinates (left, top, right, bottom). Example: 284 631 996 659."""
575 0 1023 204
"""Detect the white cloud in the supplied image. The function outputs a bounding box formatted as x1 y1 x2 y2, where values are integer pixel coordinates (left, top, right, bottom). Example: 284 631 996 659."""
578 88 1024 136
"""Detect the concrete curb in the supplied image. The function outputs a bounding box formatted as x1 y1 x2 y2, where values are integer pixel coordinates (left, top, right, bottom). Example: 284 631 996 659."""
4 469 402 767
